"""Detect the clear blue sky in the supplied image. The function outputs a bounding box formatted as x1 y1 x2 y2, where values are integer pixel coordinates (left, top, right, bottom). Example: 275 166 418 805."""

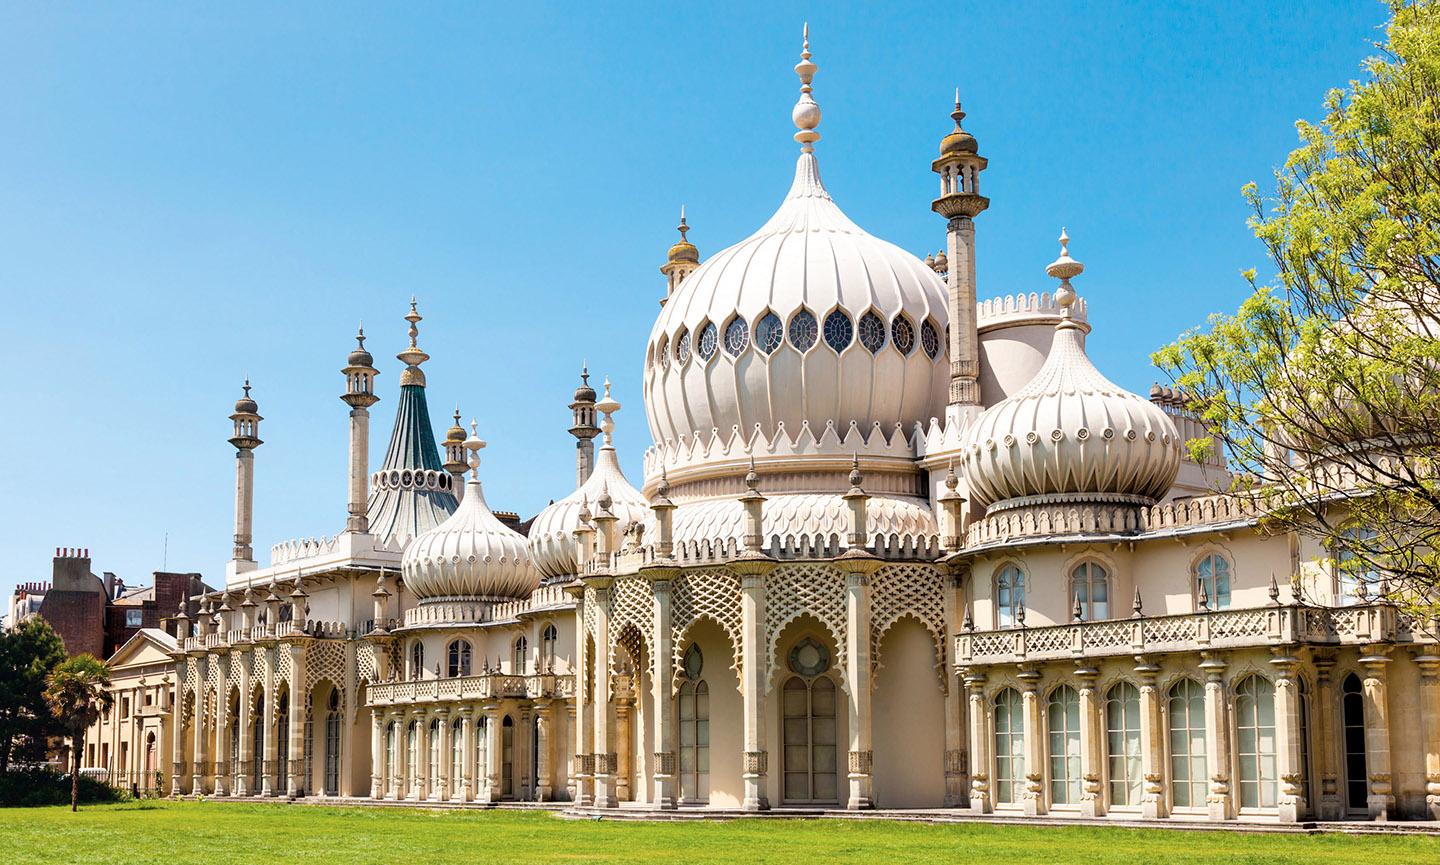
0 2 1388 607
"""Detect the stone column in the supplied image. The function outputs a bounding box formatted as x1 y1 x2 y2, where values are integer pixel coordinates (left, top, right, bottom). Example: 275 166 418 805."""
942 568 968 807
1270 650 1306 823
841 567 877 809
171 658 187 796
436 708 451 801
1135 658 1167 819
1311 651 1341 819
192 670 207 794
460 706 476 802
518 706 533 800
737 564 774 811
647 572 678 809
389 710 404 800
1018 666 1045 816
213 656 231 797
1416 648 1440 820
286 646 306 798
590 580 617 808
535 699 553 801
1200 653 1232 821
1076 665 1103 817
370 711 385 800
417 710 432 801
569 587 592 807
235 653 252 796
1359 646 1394 820
482 703 503 804
261 648 277 796
964 670 991 814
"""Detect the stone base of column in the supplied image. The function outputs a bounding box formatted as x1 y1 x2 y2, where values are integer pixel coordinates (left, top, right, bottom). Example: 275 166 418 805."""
968 778 991 814
1427 789 1440 821
371 775 383 800
234 777 250 796
191 774 203 795
1079 794 1101 818
1206 793 1230 822
1141 795 1165 820
742 750 769 812
652 753 677 810
1022 775 1043 816
846 751 873 810
1367 792 1394 821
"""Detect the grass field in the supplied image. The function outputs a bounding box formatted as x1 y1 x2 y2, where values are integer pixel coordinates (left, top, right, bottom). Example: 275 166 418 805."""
2 801 1437 865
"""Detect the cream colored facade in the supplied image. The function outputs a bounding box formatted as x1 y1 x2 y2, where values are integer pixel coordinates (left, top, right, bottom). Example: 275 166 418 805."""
83 629 179 793
111 31 1440 825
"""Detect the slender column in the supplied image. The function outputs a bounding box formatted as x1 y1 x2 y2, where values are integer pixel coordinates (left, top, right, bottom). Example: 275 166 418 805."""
192 670 207 794
436 708 451 801
483 703 502 803
535 700 553 801
460 707 476 802
261 648 277 796
612 699 630 802
1270 651 1306 822
370 711 385 799
232 449 256 566
739 568 772 811
1018 667 1044 816
1416 648 1440 820
346 406 371 533
648 574 678 809
1311 652 1342 819
843 569 875 809
571 585 593 807
235 652 252 796
590 580 617 808
566 702 579 803
1135 659 1167 819
942 569 967 807
418 710 433 801
286 645 306 797
1200 653 1232 821
171 658 187 796
964 670 991 814
1359 646 1394 820
213 656 231 797
1076 665 1102 817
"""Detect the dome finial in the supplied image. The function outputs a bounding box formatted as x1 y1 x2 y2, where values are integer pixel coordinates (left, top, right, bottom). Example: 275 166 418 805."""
792 23 821 153
463 419 486 478
397 298 431 385
596 377 621 447
1046 228 1084 316
679 205 688 242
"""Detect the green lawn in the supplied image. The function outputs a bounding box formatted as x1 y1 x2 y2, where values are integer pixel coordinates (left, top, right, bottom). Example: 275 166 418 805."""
2 801 1436 865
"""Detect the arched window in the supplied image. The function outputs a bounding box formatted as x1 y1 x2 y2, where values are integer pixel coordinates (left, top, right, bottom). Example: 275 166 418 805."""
447 640 472 677
823 310 853 352
678 644 710 804
385 722 397 796
512 637 529 674
1342 673 1368 812
921 319 941 360
276 690 290 794
1337 527 1380 605
427 719 440 797
1167 679 1206 808
406 721 419 794
1195 554 1232 610
1105 682 1142 807
675 327 691 364
697 322 718 360
541 624 558 673
1047 686 1082 805
324 688 341 796
788 309 818 351
891 315 915 355
450 718 463 799
996 565 1025 629
755 312 784 354
410 641 425 679
857 311 886 353
1071 561 1110 621
251 693 265 792
781 638 837 804
1235 676 1277 809
501 716 515 797
723 316 749 356
993 688 1025 804
655 335 668 370
475 715 489 795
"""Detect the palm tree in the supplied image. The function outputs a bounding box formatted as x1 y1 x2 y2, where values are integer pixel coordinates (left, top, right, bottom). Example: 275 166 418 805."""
44 655 112 812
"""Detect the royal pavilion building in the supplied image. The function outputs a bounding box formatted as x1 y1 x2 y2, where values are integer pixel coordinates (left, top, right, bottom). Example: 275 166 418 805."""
111 32 1440 824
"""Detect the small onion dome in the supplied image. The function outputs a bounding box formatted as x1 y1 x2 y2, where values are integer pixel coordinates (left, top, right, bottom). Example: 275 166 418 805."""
443 413 465 447
401 475 539 600
348 345 374 367
528 446 650 579
573 370 597 404
667 237 699 264
939 98 978 156
234 380 258 414
962 237 1179 510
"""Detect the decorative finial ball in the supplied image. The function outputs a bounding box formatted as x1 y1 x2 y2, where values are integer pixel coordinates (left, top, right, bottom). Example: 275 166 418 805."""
744 458 760 492
793 97 821 132
848 455 863 488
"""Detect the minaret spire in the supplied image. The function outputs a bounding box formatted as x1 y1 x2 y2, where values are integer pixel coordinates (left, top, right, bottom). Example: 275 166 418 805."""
568 363 601 487
397 297 430 387
442 405 468 503
931 90 990 413
659 205 700 305
227 379 263 577
341 324 380 534
792 23 821 153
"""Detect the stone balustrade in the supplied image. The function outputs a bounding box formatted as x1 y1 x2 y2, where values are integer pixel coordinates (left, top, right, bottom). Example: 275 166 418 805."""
178 618 355 652
366 672 575 707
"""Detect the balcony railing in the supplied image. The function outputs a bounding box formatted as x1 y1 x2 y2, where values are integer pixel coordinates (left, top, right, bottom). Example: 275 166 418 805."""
178 619 358 653
366 672 575 707
957 603 1434 666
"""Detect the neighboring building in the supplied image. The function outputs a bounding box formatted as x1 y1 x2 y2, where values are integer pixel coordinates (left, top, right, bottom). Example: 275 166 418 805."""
82 629 181 793
7 551 207 658
137 33 1438 825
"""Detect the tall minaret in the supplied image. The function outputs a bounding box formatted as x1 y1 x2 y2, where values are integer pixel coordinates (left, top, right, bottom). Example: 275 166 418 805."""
341 325 379 533
442 407 468 502
227 379 263 576
568 365 600 487
931 90 989 411
658 207 700 305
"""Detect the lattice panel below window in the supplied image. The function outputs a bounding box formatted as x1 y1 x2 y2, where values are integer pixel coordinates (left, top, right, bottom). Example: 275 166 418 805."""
765 564 847 687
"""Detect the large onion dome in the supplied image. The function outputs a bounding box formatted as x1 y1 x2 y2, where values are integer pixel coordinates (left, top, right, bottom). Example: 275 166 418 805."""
962 235 1181 511
642 36 948 472
402 443 538 601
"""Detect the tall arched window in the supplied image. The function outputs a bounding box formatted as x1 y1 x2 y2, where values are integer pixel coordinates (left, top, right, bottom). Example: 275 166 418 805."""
427 719 440 797
1071 562 1110 621
1342 673 1368 812
451 719 463 799
251 694 265 792
323 689 341 796
678 644 710 804
1047 686 1082 805
447 640 472 677
1235 675 1277 809
406 721 419 795
541 624 559 673
501 716 515 797
475 715 489 796
993 688 1025 804
1105 682 1141 807
385 722 397 796
1195 554 1232 610
512 637 529 674
781 637 838 804
996 565 1025 629
1167 679 1206 808
410 641 425 679
1337 527 1380 605
276 689 290 793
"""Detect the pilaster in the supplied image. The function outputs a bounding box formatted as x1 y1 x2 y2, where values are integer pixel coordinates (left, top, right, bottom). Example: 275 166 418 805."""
1415 647 1440 820
734 559 776 811
1018 666 1044 816
1359 645 1394 820
964 670 991 814
1270 650 1306 822
1075 665 1102 817
1200 653 1232 821
645 570 678 809
1135 658 1167 819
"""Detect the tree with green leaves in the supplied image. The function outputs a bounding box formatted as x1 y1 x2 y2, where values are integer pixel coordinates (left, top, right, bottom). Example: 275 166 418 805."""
1154 0 1440 615
0 617 67 771
44 655 112 811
